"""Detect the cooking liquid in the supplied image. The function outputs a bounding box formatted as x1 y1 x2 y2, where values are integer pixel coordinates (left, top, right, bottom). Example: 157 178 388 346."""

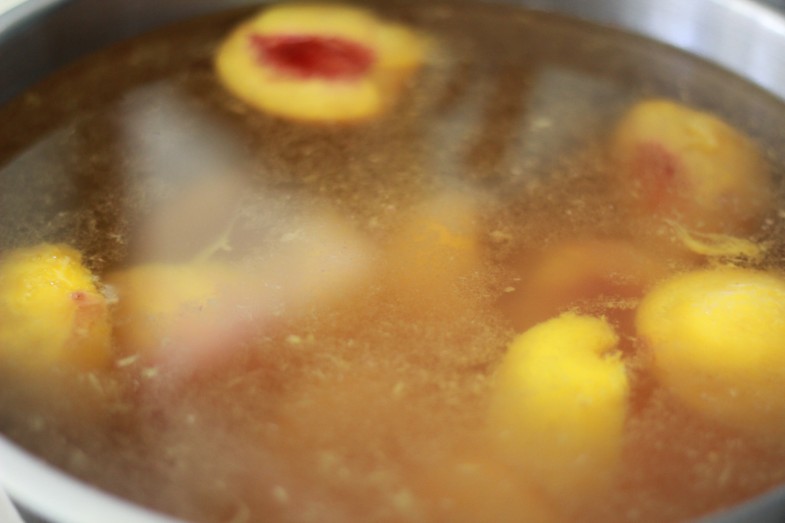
1 3 785 522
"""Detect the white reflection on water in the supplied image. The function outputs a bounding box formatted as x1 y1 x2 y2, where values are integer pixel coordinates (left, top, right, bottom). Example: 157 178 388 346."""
424 63 627 190
118 84 251 263
115 85 374 375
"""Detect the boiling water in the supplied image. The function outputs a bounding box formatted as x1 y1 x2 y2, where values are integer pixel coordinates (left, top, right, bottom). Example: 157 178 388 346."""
2 3 785 523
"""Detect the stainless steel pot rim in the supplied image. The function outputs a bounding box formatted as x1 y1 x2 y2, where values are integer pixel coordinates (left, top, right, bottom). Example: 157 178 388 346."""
0 0 61 35
0 436 184 523
2 0 785 522
4 0 785 101
5 0 785 100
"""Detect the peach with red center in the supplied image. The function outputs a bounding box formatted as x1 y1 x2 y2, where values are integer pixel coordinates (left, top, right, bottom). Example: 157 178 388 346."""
215 4 426 122
610 99 771 234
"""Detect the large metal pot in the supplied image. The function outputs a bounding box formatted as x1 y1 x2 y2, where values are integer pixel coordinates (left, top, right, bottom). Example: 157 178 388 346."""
2 0 785 522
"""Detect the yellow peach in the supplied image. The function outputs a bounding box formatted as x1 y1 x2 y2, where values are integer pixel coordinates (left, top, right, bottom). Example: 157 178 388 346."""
215 4 426 122
489 313 629 496
636 267 785 437
107 263 249 366
0 243 111 370
109 212 373 369
611 99 771 233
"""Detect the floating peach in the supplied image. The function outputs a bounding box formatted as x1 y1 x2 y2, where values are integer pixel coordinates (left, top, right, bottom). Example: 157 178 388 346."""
610 99 771 234
636 267 785 439
215 3 426 122
489 313 629 497
0 243 111 370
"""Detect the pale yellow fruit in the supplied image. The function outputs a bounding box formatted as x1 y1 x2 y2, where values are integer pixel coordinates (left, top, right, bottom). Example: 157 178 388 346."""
0 243 111 370
636 267 785 436
107 263 243 361
489 313 629 496
611 99 770 233
215 4 426 122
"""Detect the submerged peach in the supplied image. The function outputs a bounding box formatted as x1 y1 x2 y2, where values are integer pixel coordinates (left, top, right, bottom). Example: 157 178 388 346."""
384 190 481 315
499 239 672 333
636 267 785 439
107 263 244 367
108 209 374 373
0 243 111 370
215 3 426 122
610 99 771 234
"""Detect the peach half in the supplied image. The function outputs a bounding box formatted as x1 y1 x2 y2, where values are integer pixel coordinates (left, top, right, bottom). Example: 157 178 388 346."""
636 267 785 440
610 99 771 234
489 313 629 497
215 4 426 122
0 243 112 370
106 262 247 368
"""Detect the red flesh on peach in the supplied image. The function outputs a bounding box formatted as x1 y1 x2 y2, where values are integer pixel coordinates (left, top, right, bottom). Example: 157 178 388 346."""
249 34 376 80
632 141 683 211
